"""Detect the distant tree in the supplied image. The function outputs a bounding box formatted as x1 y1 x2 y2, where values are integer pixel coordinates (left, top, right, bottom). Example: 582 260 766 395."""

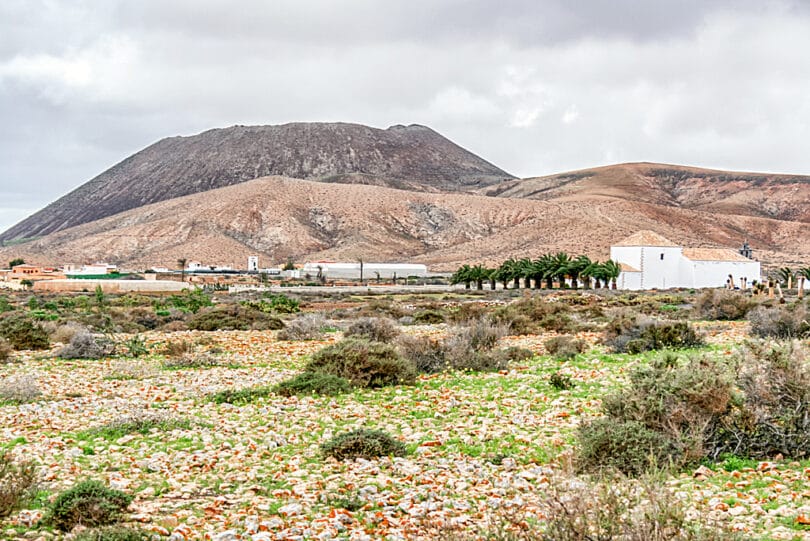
20 279 33 289
8 258 24 268
601 260 622 290
777 267 794 289
177 258 188 282
282 258 295 271
451 265 473 289
358 258 364 285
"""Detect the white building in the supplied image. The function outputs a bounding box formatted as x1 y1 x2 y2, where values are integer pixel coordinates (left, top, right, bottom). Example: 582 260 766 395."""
63 262 118 276
301 262 428 280
248 256 259 272
611 231 761 290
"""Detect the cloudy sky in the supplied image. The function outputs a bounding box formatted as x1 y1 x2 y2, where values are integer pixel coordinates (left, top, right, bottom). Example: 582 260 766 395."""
2 0 810 233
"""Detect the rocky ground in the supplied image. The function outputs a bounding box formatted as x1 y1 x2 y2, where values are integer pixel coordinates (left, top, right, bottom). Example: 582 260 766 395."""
2 321 810 540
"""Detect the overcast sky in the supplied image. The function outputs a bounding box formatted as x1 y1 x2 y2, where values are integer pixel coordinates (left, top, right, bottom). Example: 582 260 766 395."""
2 0 810 233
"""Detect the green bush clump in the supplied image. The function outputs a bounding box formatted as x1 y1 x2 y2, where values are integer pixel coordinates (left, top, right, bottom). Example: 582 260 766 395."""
74 526 150 541
321 429 408 460
245 293 300 314
0 313 50 350
0 338 12 364
273 372 352 397
492 297 574 335
0 453 38 518
47 480 132 531
549 371 575 391
693 290 755 320
411 309 445 324
79 412 190 440
544 335 587 360
165 289 213 313
306 338 416 388
747 304 810 339
605 314 703 353
187 305 284 331
581 342 810 475
209 386 274 405
344 317 400 343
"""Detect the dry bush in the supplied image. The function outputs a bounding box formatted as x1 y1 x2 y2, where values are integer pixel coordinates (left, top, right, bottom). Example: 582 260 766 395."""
0 338 13 364
160 320 189 332
492 297 574 335
187 304 283 331
344 317 400 343
107 360 157 381
0 313 50 350
396 335 448 374
0 375 43 405
747 304 810 339
51 321 86 344
693 290 755 321
57 330 116 359
0 453 38 518
544 335 587 360
710 340 810 460
277 313 327 341
305 338 417 388
160 339 193 358
448 302 490 323
161 352 220 370
579 352 734 475
415 473 743 541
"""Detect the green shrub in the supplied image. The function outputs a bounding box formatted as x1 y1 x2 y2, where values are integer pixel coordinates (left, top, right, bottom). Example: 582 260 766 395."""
411 309 445 324
544 335 587 360
121 335 149 357
693 290 755 320
74 526 150 541
251 293 300 313
710 341 810 460
578 419 678 475
549 371 575 391
187 305 284 331
0 453 38 518
208 386 273 405
277 314 326 341
306 338 416 388
165 289 212 313
605 315 703 353
0 313 50 350
344 317 400 342
0 296 12 313
47 480 132 531
748 304 810 339
500 346 534 363
273 372 352 397
321 429 408 460
79 411 190 440
492 297 574 335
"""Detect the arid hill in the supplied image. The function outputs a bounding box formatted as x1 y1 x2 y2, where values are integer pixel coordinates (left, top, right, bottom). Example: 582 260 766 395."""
2 175 807 271
0 123 513 242
483 162 810 223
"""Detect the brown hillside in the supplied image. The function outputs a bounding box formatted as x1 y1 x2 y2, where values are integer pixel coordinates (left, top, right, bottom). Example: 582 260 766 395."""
1 175 806 272
483 162 810 223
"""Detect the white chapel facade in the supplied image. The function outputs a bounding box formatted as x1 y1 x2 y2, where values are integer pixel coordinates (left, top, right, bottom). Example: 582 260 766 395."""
611 231 761 290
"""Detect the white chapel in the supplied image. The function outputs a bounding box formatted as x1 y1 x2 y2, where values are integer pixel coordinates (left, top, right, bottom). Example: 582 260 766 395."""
611 231 761 290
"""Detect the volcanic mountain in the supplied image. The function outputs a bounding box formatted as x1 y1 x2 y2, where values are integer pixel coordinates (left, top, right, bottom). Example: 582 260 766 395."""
0 122 513 242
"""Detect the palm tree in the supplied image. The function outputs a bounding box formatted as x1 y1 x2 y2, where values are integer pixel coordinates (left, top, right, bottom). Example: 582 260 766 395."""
601 260 621 290
492 264 512 290
550 252 572 288
468 264 489 290
451 264 473 289
177 258 188 282
486 268 498 290
514 258 532 289
567 255 591 290
798 268 810 298
583 261 604 289
533 254 555 289
777 267 794 289
529 257 548 290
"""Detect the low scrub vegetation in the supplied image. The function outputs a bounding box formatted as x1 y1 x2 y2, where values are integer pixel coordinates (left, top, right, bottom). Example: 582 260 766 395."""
0 453 38 518
74 526 151 541
492 297 575 334
693 289 755 320
187 305 284 331
344 317 400 342
544 335 587 360
47 480 132 531
305 338 417 388
579 341 810 475
0 338 12 364
747 303 810 339
79 411 190 440
0 375 43 405
0 313 50 350
209 386 274 405
277 314 327 341
321 429 408 460
161 352 220 370
273 372 352 397
57 330 116 359
605 314 703 353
